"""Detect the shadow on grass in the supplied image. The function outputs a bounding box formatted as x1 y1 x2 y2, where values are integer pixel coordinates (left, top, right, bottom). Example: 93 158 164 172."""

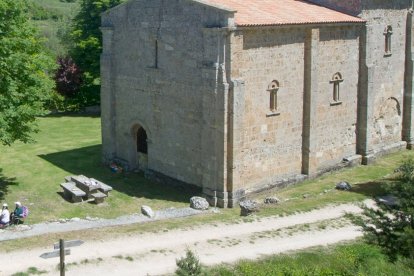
39 145 199 204
349 181 390 198
0 168 18 201
42 112 100 118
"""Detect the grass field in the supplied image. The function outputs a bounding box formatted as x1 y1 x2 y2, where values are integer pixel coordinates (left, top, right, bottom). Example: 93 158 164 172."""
206 242 414 275
0 115 197 224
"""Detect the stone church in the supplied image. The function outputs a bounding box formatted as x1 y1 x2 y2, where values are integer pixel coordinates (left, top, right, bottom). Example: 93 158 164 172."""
101 0 414 207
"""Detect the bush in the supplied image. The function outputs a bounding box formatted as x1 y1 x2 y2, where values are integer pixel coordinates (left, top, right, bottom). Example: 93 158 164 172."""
176 249 202 276
355 158 414 263
28 1 62 21
55 57 82 98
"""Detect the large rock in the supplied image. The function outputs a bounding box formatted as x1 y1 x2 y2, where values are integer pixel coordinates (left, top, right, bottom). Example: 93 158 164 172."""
190 196 209 210
377 195 399 207
264 197 280 204
239 200 260 216
335 181 352 191
141 205 155 218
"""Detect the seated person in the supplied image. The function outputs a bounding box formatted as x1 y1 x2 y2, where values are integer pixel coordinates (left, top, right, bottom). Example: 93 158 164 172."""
11 202 27 225
0 203 10 228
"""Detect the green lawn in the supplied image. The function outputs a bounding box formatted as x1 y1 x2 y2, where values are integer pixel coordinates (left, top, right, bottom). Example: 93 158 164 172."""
0 115 197 223
206 242 414 275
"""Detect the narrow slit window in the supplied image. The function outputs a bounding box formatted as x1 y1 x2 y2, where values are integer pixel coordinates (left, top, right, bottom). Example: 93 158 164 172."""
384 25 393 55
267 80 280 113
154 40 159 68
330 72 343 103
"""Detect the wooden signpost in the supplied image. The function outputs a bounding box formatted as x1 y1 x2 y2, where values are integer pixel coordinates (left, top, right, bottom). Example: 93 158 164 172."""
40 239 84 276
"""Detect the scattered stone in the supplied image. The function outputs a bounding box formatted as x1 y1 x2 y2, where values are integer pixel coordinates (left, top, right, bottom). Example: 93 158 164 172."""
302 194 310 199
324 189 330 193
335 181 352 191
16 225 31 231
210 208 220 214
264 197 280 204
239 200 260 216
190 196 209 210
141 205 155 218
58 219 67 224
85 216 99 221
70 217 81 222
377 195 399 207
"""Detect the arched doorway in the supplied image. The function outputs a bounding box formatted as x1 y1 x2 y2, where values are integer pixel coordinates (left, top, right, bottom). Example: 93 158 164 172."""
137 127 148 154
133 125 149 171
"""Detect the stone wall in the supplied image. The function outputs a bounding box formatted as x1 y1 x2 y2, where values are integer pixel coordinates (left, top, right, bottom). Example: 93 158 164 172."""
101 0 414 207
308 0 362 15
357 3 411 162
312 26 360 170
101 0 233 187
230 27 306 190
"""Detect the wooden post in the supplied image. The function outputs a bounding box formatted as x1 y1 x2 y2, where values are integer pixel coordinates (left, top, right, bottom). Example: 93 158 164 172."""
60 239 65 276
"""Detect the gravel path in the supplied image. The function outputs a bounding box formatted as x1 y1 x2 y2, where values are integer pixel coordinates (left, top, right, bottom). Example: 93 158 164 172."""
0 202 367 276
0 207 204 242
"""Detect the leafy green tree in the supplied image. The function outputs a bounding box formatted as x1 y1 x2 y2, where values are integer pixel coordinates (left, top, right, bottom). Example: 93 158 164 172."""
70 0 121 105
0 0 55 145
355 158 414 263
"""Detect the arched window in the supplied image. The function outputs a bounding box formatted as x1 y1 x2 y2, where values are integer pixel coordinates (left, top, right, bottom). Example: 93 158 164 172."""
384 25 393 56
267 80 280 113
330 72 343 103
137 127 148 154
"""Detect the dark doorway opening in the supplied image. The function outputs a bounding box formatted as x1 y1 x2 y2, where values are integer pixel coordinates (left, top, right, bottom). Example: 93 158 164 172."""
137 127 148 154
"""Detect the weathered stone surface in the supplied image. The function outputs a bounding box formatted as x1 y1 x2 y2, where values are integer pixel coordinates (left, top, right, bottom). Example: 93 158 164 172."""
239 200 260 216
264 197 280 204
101 0 412 208
141 205 155 218
336 181 352 191
190 196 209 210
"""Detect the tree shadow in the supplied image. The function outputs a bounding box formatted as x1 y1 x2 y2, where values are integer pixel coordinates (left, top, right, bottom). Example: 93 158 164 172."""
39 145 200 204
348 180 390 198
0 168 18 201
42 112 100 118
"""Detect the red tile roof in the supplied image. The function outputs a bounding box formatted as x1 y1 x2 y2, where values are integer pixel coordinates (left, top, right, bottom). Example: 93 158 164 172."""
200 0 365 26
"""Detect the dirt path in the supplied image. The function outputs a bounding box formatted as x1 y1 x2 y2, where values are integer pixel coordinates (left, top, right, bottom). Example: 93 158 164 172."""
0 202 366 276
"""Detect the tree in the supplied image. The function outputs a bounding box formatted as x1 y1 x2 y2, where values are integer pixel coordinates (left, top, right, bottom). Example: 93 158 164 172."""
0 0 55 145
355 158 414 263
70 0 121 105
55 57 82 98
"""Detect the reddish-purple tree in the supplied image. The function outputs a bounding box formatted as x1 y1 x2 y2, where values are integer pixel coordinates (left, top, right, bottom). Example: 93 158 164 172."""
55 57 82 97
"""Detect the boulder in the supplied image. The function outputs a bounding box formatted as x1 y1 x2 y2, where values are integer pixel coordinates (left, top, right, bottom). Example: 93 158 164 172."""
264 197 280 204
335 181 352 191
141 205 155 218
190 196 209 210
239 200 260 216
377 195 399 207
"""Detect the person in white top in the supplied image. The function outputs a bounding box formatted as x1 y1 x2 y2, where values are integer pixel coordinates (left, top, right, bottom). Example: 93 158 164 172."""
0 203 10 228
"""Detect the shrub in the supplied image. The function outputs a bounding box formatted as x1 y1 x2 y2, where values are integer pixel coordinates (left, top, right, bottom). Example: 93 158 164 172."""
355 158 414 263
176 249 202 276
55 57 82 98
